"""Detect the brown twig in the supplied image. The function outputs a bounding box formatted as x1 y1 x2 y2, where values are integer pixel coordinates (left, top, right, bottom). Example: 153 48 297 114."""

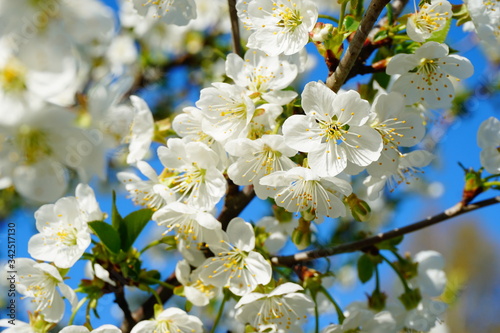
114 288 136 331
218 180 256 230
326 0 391 92
227 0 243 56
271 196 500 266
121 274 180 333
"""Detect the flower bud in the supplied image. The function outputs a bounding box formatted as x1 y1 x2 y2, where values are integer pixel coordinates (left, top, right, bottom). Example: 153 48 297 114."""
292 218 312 250
310 22 334 43
346 193 371 222
398 288 422 310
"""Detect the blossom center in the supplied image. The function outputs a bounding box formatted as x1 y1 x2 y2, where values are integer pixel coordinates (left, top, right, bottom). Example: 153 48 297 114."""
417 58 440 85
0 58 27 92
15 125 52 164
275 5 303 32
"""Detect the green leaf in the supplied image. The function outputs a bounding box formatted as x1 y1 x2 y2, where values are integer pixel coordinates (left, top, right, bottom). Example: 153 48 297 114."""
357 254 375 283
373 72 391 90
375 235 404 251
343 16 360 34
88 221 121 254
118 209 153 251
111 191 123 230
427 17 451 43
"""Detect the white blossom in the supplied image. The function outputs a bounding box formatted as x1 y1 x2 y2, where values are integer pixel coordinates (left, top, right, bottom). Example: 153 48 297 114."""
225 49 298 105
387 42 474 108
28 184 103 269
197 82 256 143
283 81 382 176
131 0 197 26
118 161 175 211
407 0 452 42
225 135 297 199
198 218 272 296
260 167 352 219
237 0 318 56
158 138 226 209
235 282 314 332
131 307 203 333
17 258 77 323
126 95 154 164
59 324 122 333
176 259 221 306
477 116 500 174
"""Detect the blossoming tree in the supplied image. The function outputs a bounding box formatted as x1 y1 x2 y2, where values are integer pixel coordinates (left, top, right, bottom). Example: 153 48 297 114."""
1 0 499 332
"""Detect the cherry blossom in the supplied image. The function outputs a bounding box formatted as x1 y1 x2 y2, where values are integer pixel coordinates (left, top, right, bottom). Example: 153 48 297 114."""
131 307 203 333
407 0 452 42
131 0 197 26
17 258 77 323
282 81 382 176
477 116 500 174
260 167 352 219
225 134 297 199
387 42 474 108
235 282 314 332
198 218 272 296
237 0 318 56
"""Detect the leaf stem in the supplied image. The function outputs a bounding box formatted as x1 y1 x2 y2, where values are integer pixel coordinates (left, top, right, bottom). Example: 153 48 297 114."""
319 286 346 324
319 14 340 24
69 297 87 325
210 290 230 333
380 253 411 292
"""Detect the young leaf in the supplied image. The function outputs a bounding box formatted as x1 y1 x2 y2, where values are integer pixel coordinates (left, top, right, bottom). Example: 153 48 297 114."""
88 221 121 254
119 208 154 251
357 254 375 283
111 191 124 230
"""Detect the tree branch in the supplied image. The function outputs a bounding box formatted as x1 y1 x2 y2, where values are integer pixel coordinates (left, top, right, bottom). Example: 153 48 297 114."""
218 180 255 230
114 288 136 331
271 196 500 266
326 0 391 92
121 274 180 333
227 0 243 56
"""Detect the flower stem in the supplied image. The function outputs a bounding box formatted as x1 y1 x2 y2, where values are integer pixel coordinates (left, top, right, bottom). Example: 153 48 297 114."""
144 278 175 290
140 240 161 254
380 253 411 292
319 14 339 23
338 2 348 32
69 297 87 325
319 286 345 324
211 290 230 333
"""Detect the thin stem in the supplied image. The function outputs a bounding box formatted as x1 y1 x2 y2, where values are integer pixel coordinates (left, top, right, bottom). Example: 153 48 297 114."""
380 253 411 292
146 286 163 305
318 14 339 24
326 0 392 92
338 2 348 32
271 196 500 265
374 264 380 292
115 288 136 330
211 291 230 333
144 277 176 290
140 240 161 254
484 181 500 187
68 297 87 325
319 286 346 324
227 0 243 56
314 293 320 333
484 173 500 181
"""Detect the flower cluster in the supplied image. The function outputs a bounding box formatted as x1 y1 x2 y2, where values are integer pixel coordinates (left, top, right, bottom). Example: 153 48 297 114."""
3 0 500 333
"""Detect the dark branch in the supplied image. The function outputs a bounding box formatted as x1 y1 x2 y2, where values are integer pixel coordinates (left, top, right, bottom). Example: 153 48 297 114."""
271 196 500 266
218 180 256 230
326 0 391 92
227 0 243 57
114 288 135 331
121 274 180 333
